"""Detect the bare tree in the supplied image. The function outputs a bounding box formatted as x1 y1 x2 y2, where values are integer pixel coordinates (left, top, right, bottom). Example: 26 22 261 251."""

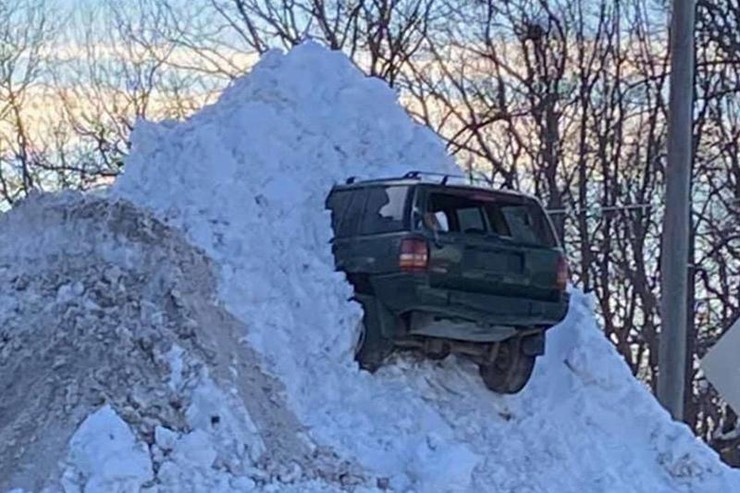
0 0 59 204
685 0 740 464
51 0 217 186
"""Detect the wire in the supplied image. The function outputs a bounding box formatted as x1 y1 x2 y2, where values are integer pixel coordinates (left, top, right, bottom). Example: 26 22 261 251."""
547 203 654 216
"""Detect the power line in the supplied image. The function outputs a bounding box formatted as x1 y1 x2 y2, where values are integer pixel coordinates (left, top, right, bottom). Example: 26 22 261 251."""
546 203 654 217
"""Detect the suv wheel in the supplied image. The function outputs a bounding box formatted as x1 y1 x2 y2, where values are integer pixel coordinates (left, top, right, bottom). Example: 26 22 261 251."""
354 296 394 373
478 339 536 394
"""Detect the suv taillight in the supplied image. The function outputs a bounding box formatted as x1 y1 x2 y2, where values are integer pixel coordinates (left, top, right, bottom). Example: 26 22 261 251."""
399 237 429 272
556 255 569 292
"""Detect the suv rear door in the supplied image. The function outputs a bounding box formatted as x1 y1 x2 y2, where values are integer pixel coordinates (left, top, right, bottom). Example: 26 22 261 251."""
418 186 564 307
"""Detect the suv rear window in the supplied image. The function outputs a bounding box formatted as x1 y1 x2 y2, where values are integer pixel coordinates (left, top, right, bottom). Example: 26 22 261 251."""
327 185 409 238
425 191 555 247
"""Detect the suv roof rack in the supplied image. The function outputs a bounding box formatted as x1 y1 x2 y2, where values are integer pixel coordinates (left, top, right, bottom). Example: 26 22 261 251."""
343 170 495 187
402 170 493 186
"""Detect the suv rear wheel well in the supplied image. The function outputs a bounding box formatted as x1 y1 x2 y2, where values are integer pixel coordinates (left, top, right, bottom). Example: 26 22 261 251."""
346 272 374 295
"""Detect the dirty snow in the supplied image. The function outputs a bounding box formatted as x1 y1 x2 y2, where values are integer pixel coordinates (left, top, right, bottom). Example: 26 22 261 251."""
112 41 740 492
0 193 373 492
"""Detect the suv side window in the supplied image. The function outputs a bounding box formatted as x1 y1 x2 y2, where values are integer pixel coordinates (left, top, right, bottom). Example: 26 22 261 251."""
328 189 368 238
359 186 408 235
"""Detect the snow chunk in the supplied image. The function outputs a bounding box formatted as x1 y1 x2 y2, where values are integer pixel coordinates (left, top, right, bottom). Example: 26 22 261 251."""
185 370 266 465
62 405 153 493
166 344 186 391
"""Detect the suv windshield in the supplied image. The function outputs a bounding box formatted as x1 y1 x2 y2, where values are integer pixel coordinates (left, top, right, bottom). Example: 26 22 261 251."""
424 191 556 247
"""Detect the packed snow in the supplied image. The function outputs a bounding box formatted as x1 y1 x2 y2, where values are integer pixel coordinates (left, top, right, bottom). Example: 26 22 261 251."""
1 41 739 492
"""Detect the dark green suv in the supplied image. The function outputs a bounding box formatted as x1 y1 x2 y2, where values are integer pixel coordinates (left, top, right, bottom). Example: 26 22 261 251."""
326 171 569 393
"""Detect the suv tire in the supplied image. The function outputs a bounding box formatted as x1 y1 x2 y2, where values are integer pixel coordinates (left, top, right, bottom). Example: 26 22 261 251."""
478 339 536 394
354 296 393 372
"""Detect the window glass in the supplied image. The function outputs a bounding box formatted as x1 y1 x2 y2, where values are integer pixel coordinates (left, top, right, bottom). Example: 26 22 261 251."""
499 204 556 246
456 207 486 233
426 190 556 246
423 210 451 232
359 186 408 235
427 193 486 234
434 211 450 232
327 189 367 238
485 204 511 236
500 206 539 244
327 190 351 234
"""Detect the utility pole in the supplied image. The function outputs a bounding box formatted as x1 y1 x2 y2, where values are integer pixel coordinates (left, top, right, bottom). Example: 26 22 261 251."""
658 0 695 421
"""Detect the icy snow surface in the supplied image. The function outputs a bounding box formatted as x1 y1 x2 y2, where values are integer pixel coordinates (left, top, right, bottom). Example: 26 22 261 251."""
105 41 740 492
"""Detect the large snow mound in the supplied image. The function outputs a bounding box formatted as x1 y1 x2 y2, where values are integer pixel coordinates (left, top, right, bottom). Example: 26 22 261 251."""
0 193 376 492
108 41 740 492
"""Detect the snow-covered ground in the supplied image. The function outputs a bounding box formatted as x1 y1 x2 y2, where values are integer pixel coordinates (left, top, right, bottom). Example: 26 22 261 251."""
2 42 739 492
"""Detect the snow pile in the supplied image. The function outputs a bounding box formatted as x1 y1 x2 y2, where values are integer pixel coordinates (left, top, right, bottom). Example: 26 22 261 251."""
108 41 740 493
114 42 475 492
0 193 372 493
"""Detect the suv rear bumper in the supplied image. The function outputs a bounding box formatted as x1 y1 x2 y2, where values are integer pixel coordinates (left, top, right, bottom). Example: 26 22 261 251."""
371 273 569 338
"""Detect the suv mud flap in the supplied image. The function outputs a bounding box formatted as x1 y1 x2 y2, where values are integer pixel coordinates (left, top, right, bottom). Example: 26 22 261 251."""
520 331 546 356
352 293 397 339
